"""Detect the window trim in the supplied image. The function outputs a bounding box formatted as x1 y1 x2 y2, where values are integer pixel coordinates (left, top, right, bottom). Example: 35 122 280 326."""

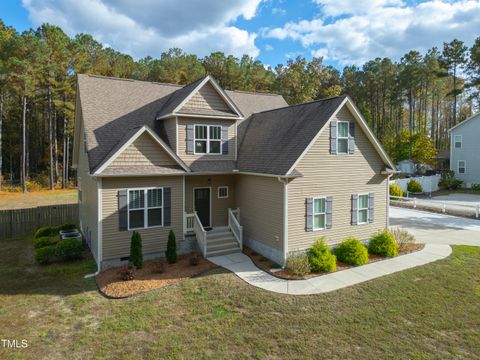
458 160 466 174
193 124 222 155
357 193 369 225
312 196 326 231
454 134 462 149
127 187 164 230
218 186 229 199
337 121 350 154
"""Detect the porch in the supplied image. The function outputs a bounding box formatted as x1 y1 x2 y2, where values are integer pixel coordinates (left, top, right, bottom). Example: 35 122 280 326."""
184 208 242 258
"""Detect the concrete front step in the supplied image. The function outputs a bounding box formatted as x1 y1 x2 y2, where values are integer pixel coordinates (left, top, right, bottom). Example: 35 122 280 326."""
206 247 241 257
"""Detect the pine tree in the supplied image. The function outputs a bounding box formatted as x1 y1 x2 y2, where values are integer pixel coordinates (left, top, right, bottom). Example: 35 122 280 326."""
165 230 177 264
129 231 143 268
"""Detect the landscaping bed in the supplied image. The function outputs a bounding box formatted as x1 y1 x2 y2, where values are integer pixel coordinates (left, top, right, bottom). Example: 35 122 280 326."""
245 243 425 280
96 255 216 298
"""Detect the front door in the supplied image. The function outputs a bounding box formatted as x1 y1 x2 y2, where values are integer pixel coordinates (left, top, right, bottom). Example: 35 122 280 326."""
194 188 211 228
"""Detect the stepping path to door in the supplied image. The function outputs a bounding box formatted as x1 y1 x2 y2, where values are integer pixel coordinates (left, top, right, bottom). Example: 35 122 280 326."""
208 243 451 295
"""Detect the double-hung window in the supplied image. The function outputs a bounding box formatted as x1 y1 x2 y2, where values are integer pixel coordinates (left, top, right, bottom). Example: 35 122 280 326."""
195 125 221 154
358 194 369 224
458 160 466 174
337 121 349 154
313 197 326 230
454 135 462 149
128 188 163 229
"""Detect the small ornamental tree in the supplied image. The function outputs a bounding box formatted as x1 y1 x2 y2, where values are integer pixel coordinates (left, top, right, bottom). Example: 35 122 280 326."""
130 231 143 268
165 230 177 264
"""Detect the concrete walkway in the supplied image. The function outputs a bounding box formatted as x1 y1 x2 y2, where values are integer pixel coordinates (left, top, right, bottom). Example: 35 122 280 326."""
208 244 451 295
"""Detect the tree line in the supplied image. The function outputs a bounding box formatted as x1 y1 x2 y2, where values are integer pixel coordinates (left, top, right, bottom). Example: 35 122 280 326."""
0 20 479 191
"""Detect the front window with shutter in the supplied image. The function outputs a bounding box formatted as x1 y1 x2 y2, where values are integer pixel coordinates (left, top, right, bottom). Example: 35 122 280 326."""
128 188 163 229
337 121 349 154
313 198 326 230
194 124 222 154
358 194 369 224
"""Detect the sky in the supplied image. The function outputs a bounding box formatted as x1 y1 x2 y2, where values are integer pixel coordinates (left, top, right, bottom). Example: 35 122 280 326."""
1 0 480 69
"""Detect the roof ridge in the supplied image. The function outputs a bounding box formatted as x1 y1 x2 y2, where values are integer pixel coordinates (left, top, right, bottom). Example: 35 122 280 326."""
251 94 347 116
228 89 282 97
81 74 183 88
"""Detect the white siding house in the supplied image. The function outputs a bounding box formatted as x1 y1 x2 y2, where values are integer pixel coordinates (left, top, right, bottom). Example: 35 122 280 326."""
449 113 480 187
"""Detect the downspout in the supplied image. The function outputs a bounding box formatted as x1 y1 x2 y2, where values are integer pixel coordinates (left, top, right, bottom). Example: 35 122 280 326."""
85 178 103 278
277 177 289 267
386 174 392 229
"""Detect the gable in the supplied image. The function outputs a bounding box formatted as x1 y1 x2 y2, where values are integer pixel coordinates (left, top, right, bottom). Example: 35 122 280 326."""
179 81 236 116
107 132 178 168
296 104 385 174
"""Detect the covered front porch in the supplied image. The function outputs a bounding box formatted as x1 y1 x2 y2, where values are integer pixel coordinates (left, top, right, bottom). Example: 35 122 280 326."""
182 174 242 257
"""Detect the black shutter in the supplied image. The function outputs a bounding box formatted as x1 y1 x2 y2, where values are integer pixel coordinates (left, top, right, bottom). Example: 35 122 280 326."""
163 188 171 226
118 190 128 231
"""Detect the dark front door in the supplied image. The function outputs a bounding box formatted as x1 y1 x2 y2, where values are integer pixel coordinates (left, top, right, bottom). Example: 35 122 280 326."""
194 188 210 228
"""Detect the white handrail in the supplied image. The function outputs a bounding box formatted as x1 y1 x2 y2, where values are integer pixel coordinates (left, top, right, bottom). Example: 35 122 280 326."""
192 212 207 257
228 208 243 249
184 212 195 233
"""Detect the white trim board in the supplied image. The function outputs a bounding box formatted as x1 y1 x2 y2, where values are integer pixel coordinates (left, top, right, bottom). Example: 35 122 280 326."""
93 125 191 175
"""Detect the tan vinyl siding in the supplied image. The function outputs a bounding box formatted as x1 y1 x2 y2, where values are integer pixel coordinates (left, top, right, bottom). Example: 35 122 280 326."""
163 117 177 152
181 82 233 114
177 117 236 163
108 132 177 168
101 176 183 260
288 105 388 251
78 125 99 261
236 175 284 251
185 175 236 227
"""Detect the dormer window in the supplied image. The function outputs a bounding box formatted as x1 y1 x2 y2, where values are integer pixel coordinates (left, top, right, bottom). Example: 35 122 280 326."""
195 125 221 154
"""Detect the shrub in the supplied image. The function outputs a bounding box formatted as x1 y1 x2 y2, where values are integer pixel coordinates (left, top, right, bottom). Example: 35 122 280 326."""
190 252 200 266
35 246 57 265
307 238 336 273
389 183 405 197
439 171 463 190
391 227 415 250
155 258 167 273
57 223 76 231
165 230 177 264
368 229 399 257
119 264 136 281
286 253 311 276
407 179 423 193
471 184 480 191
333 237 369 266
33 236 60 249
55 239 83 261
129 231 143 269
35 226 58 239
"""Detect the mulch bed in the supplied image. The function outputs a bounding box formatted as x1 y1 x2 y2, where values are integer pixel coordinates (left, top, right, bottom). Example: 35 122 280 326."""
244 244 425 280
96 255 217 298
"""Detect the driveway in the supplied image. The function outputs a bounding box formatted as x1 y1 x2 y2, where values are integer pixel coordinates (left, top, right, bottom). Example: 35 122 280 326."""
390 206 480 246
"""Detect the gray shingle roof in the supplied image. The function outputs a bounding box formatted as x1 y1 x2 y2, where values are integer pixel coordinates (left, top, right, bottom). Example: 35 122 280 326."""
237 95 348 175
100 165 185 176
77 74 287 173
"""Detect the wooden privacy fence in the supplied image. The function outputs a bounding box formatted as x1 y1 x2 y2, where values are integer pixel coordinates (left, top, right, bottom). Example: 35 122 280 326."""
0 204 79 239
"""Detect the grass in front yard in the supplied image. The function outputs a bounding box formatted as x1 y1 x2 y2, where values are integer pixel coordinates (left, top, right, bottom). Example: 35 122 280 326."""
0 189 77 210
1 235 480 359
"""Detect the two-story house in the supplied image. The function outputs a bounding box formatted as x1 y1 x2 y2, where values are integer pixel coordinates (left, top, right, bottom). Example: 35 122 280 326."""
449 112 480 187
73 74 395 270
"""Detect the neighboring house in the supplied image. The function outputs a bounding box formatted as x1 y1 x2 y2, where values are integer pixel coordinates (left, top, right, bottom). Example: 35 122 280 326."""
449 112 480 187
73 74 396 270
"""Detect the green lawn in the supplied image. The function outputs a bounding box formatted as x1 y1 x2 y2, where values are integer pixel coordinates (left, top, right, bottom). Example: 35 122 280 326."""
0 190 77 210
1 236 480 359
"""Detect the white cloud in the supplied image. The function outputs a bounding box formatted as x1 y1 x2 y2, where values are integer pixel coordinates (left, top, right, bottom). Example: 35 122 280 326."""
265 44 274 51
22 0 262 58
272 7 287 16
264 0 480 65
